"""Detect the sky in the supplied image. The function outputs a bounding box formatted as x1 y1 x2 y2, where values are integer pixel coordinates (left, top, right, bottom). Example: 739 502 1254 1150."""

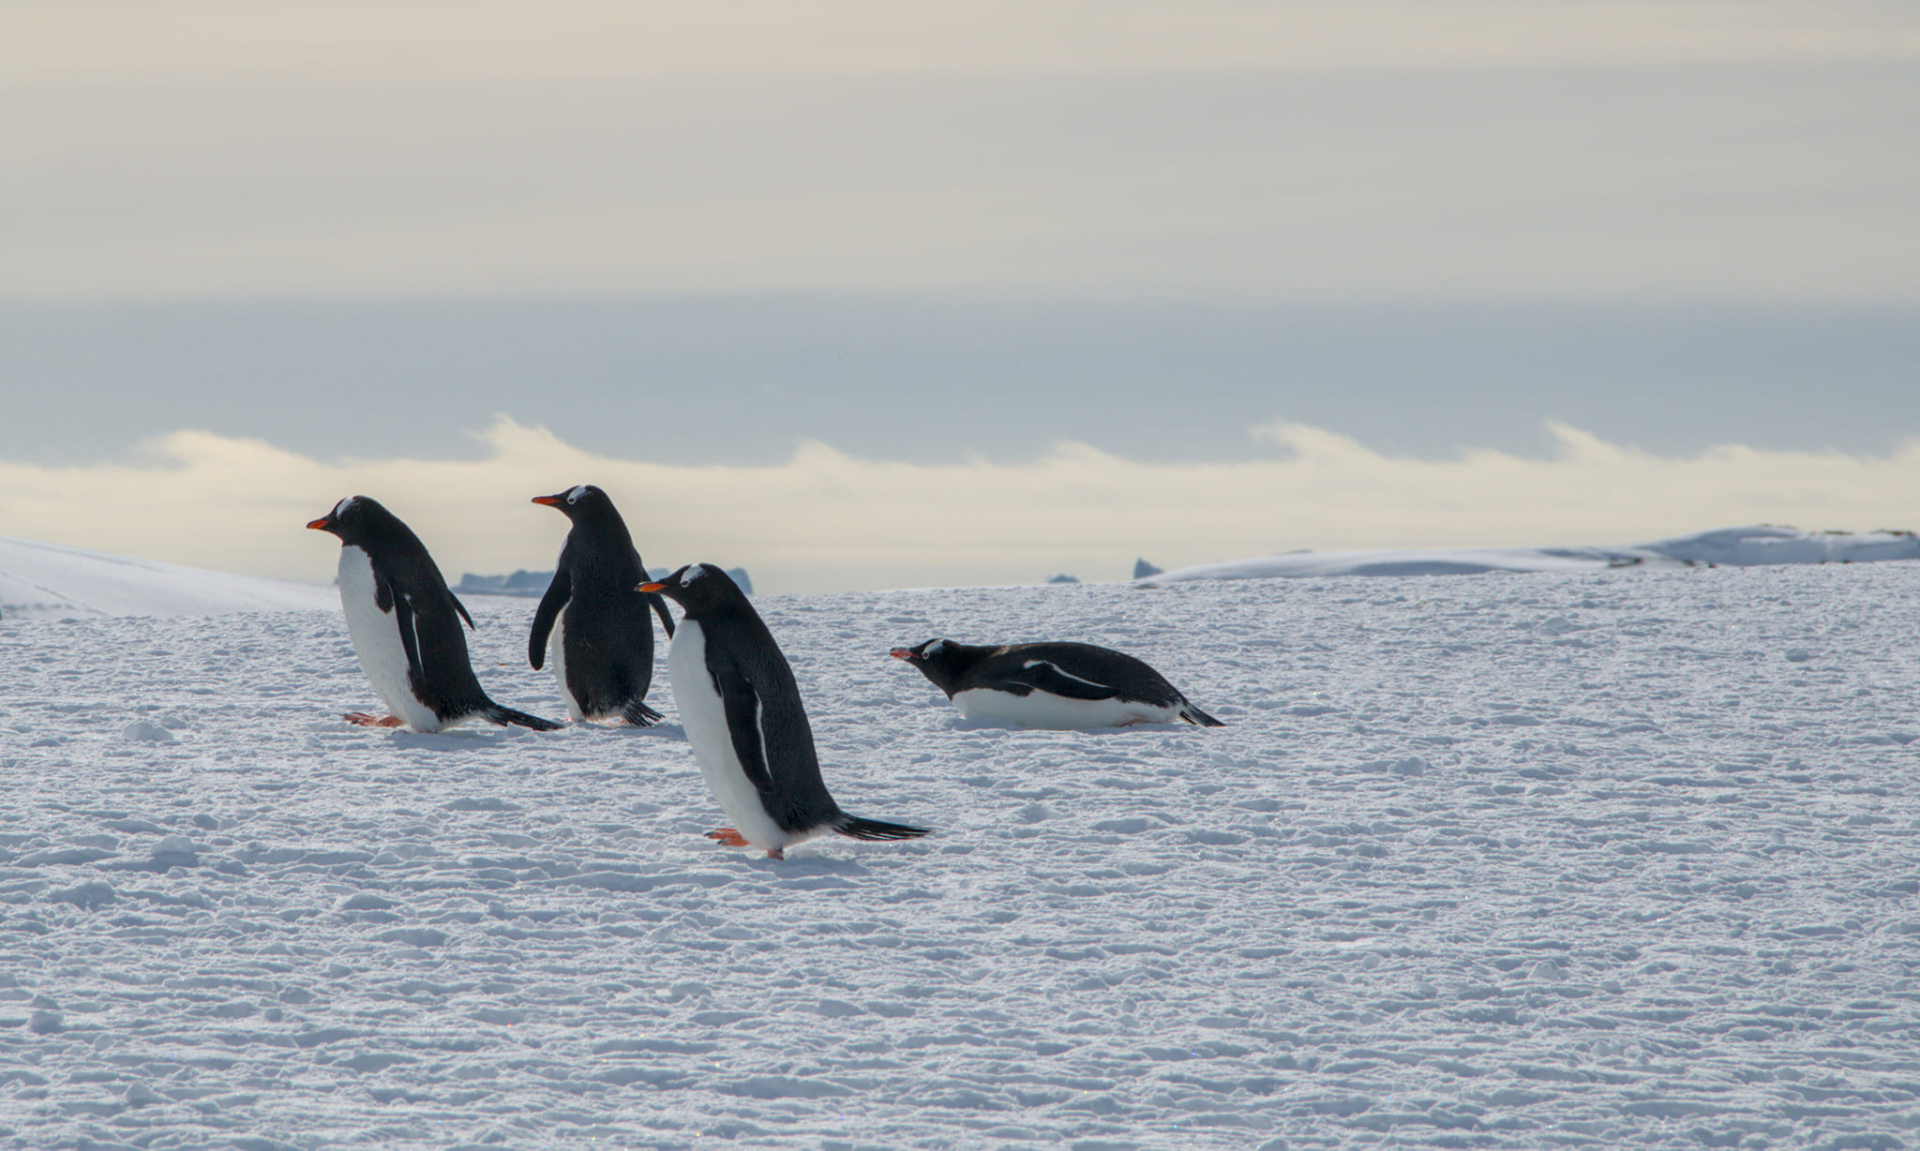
2 1 1917 593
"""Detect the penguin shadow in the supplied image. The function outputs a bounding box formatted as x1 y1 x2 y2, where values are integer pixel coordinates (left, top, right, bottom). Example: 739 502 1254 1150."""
568 719 688 743
733 852 874 878
943 715 1192 735
386 728 538 752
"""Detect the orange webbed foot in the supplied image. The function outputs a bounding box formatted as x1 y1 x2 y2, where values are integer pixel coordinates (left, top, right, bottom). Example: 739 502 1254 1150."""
766 848 785 860
344 712 405 728
704 828 751 847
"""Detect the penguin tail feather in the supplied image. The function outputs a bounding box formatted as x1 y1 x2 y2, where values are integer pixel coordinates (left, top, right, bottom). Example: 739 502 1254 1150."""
835 815 931 842
1181 701 1225 727
484 705 564 732
623 700 665 726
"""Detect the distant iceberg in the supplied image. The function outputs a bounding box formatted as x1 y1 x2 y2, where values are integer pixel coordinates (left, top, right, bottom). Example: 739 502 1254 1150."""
1144 525 1920 583
459 565 753 596
455 569 554 598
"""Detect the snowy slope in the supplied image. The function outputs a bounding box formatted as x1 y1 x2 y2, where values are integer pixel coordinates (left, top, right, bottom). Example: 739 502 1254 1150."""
2 564 1918 1148
1151 524 1920 582
0 537 336 621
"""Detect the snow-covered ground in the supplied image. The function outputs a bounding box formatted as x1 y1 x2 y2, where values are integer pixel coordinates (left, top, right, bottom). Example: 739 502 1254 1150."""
1150 525 1920 583
2 551 1918 1148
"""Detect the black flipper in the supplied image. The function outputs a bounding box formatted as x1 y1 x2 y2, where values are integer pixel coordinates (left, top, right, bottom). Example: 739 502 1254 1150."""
712 660 777 801
649 591 677 639
623 699 665 726
528 568 572 669
835 815 930 841
389 583 425 685
449 591 474 630
482 704 564 732
1001 660 1119 701
1180 701 1225 727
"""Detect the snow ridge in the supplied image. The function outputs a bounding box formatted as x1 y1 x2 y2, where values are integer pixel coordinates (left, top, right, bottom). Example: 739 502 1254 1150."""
0 537 335 621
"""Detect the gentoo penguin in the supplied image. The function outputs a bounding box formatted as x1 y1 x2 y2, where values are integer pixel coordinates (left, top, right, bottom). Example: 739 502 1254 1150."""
891 639 1224 729
641 563 929 859
528 484 676 725
307 496 561 733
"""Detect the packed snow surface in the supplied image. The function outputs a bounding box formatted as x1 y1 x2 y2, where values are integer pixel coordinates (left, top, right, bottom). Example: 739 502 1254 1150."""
1151 525 1920 583
0 537 335 621
2 562 1919 1148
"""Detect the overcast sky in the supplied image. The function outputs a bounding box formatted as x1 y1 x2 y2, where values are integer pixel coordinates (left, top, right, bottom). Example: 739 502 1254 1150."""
2 2 1917 591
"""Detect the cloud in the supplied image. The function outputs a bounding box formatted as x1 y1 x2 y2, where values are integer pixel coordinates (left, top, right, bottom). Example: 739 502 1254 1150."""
9 2 1915 89
5 5 1917 303
1 417 1916 594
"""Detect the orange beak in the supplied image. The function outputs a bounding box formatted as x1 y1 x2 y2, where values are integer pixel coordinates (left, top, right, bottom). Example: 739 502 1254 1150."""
306 518 331 530
889 648 914 660
532 495 562 507
638 582 666 593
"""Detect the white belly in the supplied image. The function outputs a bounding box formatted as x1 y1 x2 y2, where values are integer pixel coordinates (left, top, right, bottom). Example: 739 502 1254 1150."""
666 621 790 850
337 546 442 732
548 613 586 721
951 687 1175 730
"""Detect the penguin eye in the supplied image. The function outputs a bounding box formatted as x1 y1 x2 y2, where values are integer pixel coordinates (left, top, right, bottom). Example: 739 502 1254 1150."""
567 485 588 504
924 640 946 656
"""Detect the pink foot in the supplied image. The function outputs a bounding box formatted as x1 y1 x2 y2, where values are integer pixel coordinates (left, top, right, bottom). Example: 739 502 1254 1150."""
705 828 751 847
344 712 405 728
766 848 785 860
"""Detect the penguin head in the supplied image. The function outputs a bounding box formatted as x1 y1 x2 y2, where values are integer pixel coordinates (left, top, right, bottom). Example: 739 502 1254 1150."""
306 495 392 544
532 484 613 521
890 638 973 693
639 563 746 615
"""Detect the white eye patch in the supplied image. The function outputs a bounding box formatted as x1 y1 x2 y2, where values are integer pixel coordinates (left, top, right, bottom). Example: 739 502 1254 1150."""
924 639 948 656
683 565 707 585
567 485 589 504
333 496 356 518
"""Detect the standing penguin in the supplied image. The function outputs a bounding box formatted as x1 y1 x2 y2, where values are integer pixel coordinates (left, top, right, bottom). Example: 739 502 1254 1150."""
891 638 1224 729
307 496 561 733
529 484 676 725
642 563 929 859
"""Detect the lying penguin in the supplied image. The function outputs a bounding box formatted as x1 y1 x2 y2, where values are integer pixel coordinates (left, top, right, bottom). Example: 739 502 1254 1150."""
891 638 1224 729
307 496 561 733
529 484 676 725
642 564 929 859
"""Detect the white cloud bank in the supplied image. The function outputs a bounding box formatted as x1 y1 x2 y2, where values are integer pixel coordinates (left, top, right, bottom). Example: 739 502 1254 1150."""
1 419 1915 595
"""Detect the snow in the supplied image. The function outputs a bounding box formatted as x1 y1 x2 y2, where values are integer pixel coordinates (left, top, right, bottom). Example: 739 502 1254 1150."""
2 554 1919 1147
1149 524 1920 583
0 537 336 622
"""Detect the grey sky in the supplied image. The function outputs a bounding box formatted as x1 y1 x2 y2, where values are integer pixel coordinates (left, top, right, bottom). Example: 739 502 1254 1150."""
6 46 1917 302
2 2 1918 588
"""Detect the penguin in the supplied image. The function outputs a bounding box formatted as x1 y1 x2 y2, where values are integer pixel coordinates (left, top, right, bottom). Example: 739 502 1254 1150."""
306 496 562 733
891 638 1224 729
641 563 929 859
528 484 676 725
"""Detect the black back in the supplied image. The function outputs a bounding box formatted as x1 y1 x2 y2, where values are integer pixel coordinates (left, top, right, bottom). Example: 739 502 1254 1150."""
651 563 844 832
529 485 675 720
